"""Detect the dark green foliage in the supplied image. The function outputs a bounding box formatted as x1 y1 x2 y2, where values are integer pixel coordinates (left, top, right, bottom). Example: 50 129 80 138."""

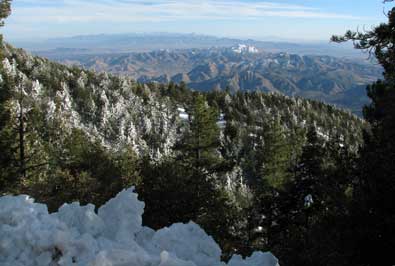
257 118 293 188
137 94 243 259
253 126 357 266
0 69 48 192
177 94 222 171
138 157 195 229
0 68 17 189
26 129 141 211
270 127 331 265
0 0 10 26
331 3 395 266
137 155 242 260
0 1 12 174
0 0 11 50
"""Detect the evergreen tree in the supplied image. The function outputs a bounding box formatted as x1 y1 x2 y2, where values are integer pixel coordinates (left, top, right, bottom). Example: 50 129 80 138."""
0 70 17 191
267 126 352 266
174 93 230 220
179 93 222 173
0 0 12 191
0 0 11 59
0 71 47 192
0 0 11 40
247 118 292 251
332 2 395 265
30 129 141 211
258 117 292 188
139 93 241 257
0 0 10 26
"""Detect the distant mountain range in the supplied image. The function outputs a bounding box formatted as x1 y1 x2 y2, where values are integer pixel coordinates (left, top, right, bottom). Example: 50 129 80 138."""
18 32 364 58
38 46 382 114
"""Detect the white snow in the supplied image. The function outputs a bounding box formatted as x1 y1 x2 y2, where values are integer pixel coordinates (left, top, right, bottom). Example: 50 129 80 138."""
316 128 330 141
178 108 189 120
217 120 226 128
217 113 226 128
179 113 189 120
0 187 279 266
228 252 279 266
2 58 18 77
232 44 259 54
304 194 314 208
31 80 42 99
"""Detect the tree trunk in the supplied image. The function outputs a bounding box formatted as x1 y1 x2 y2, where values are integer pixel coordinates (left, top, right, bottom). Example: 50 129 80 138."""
18 92 26 179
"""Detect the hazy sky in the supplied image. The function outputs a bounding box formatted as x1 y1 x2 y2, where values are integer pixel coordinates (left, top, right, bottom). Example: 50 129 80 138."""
2 0 394 42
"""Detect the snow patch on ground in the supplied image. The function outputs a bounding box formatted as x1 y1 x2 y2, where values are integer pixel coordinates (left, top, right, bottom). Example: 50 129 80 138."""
0 187 279 266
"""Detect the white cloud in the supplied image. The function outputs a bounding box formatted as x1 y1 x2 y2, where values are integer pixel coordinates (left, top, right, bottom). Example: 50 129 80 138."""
11 0 363 23
3 0 372 41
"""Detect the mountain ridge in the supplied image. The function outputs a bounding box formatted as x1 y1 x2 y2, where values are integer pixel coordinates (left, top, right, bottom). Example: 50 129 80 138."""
17 32 363 58
41 47 382 114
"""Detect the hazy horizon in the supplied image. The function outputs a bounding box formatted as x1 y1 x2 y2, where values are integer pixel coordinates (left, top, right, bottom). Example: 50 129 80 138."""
9 31 352 45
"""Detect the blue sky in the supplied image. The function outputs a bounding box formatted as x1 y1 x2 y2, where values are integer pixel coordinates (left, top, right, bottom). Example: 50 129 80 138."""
2 0 394 42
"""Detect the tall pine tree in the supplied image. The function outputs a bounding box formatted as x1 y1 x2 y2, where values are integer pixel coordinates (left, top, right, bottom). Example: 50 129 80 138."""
179 93 222 173
333 2 395 265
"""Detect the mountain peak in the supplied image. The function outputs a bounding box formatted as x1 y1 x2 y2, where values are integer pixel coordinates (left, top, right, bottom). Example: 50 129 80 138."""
232 44 259 54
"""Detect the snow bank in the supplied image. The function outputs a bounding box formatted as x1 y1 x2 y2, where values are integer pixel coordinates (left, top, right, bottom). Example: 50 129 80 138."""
0 187 279 266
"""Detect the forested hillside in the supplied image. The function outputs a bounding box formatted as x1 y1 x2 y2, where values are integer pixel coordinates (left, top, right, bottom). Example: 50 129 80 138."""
3 0 395 265
1 41 365 262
